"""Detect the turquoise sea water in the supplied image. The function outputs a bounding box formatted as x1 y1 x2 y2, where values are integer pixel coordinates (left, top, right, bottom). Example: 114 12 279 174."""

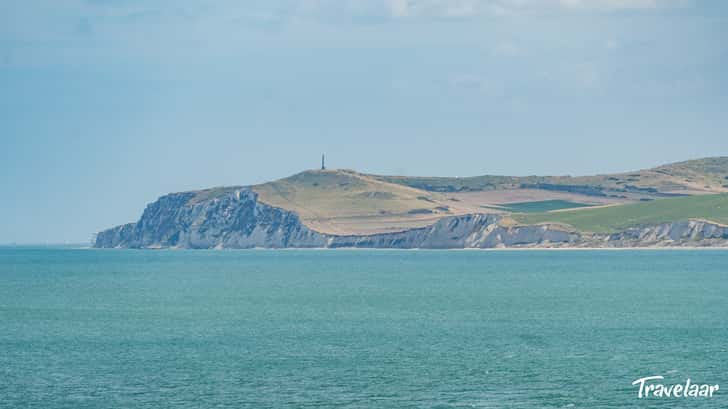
1 247 727 408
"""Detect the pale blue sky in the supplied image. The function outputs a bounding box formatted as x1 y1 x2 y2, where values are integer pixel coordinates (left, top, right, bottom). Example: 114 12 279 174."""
1 0 727 243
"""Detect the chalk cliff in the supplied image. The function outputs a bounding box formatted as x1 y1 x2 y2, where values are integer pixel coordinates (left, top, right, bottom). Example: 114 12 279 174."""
95 189 728 249
592 219 728 248
94 190 326 249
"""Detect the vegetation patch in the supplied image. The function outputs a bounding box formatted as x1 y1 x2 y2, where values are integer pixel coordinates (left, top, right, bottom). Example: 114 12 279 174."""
190 186 243 204
373 157 728 197
355 191 396 200
483 200 594 213
514 194 728 233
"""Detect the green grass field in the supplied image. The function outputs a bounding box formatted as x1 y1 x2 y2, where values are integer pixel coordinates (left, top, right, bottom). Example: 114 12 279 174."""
483 200 593 213
514 194 728 233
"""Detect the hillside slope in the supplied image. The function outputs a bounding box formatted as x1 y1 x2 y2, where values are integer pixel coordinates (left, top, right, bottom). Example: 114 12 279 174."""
373 157 728 197
251 169 482 235
94 190 728 249
95 157 728 242
514 193 728 233
250 158 728 235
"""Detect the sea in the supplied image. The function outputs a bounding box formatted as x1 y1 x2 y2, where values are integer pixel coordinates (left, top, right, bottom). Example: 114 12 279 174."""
1 246 726 408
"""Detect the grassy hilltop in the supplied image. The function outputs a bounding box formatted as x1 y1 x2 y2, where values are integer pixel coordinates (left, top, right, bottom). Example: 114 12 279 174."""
180 157 728 236
251 169 483 235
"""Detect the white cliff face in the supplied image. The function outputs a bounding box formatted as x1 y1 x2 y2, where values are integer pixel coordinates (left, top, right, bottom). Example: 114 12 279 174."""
327 214 578 249
94 189 327 249
95 189 728 249
594 219 728 247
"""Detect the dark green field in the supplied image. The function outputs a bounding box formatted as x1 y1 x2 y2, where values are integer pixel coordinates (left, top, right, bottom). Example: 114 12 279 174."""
484 200 593 213
514 194 728 233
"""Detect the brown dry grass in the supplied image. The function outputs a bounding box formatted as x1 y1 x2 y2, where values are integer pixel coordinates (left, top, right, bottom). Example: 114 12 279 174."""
252 169 483 235
448 189 627 208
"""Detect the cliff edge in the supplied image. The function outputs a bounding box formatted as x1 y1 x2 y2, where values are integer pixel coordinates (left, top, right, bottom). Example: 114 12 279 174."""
94 188 728 249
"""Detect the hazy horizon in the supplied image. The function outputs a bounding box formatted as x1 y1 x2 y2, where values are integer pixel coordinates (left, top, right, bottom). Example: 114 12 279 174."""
3 0 728 243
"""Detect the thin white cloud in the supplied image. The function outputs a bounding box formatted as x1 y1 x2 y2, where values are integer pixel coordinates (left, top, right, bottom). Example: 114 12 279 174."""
558 0 678 10
293 0 690 20
0 0 692 51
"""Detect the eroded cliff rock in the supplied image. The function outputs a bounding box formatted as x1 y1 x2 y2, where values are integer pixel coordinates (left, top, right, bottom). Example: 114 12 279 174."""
327 214 577 248
591 219 728 247
95 189 728 249
95 189 327 249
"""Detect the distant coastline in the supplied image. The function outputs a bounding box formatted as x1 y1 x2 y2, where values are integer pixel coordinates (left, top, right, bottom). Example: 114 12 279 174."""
94 157 728 250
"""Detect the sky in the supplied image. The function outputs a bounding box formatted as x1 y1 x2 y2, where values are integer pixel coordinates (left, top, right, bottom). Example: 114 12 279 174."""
1 0 727 243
